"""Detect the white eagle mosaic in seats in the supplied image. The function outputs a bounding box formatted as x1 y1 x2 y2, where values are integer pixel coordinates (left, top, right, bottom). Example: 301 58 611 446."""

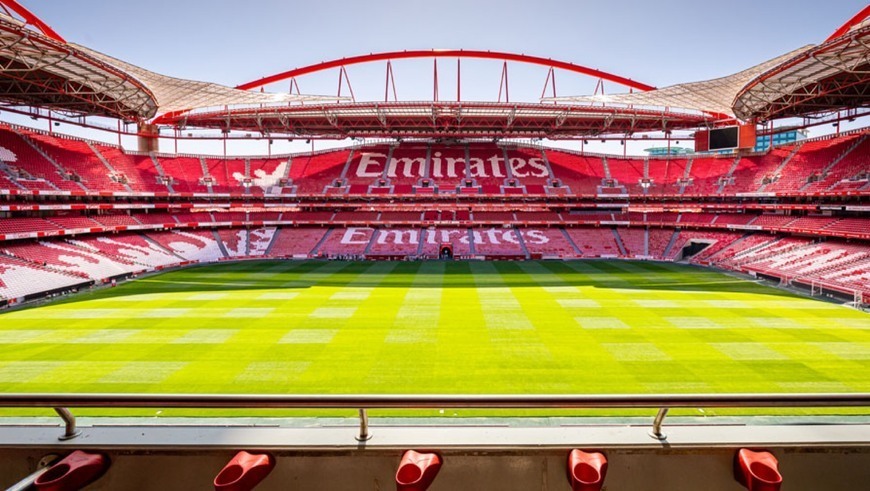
248 228 275 256
68 236 178 268
39 241 138 278
219 229 248 257
158 230 224 262
232 161 287 193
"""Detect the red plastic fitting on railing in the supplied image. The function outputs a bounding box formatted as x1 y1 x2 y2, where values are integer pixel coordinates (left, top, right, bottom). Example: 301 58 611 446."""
567 449 608 491
33 450 109 491
213 451 276 491
734 448 783 491
395 450 443 491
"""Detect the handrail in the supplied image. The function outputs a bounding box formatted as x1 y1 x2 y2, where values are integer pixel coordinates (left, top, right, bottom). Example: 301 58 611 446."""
0 392 867 408
1 393 866 443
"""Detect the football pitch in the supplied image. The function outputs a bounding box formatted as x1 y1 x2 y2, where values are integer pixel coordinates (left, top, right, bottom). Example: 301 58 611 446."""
0 260 868 416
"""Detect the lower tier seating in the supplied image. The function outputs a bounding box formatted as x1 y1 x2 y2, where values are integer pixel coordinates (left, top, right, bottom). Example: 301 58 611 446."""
0 227 867 302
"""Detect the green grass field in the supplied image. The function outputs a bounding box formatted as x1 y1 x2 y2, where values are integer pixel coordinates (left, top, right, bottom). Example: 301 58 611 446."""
0 260 868 416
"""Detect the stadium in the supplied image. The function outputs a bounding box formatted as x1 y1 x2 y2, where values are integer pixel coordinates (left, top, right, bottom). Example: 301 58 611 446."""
0 0 868 489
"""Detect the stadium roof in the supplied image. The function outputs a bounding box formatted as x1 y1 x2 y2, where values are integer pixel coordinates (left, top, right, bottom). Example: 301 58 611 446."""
157 101 713 140
0 12 157 120
733 19 870 121
0 2 337 122
543 47 810 120
546 7 870 123
73 45 342 118
0 1 866 137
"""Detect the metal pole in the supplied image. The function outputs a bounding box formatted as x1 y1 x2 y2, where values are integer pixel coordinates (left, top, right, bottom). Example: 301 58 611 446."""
54 407 81 440
356 408 371 441
5 455 59 491
650 407 668 440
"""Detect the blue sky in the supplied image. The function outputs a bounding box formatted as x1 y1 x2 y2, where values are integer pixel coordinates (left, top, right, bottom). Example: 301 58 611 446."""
8 0 868 155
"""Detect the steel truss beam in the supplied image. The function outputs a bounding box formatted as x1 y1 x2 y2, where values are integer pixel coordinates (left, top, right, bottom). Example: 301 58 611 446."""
0 15 156 120
734 25 870 121
166 101 711 139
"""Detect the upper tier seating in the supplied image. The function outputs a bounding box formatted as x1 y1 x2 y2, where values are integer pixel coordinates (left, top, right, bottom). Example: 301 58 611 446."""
606 158 643 193
0 129 866 197
801 135 870 193
0 218 60 235
92 144 168 193
505 147 551 189
646 159 686 195
545 150 604 194
784 135 865 193
0 126 83 192
25 132 128 192
429 146 469 193
248 160 287 195
684 156 734 195
727 149 790 193
290 150 352 195
92 213 141 227
158 157 209 193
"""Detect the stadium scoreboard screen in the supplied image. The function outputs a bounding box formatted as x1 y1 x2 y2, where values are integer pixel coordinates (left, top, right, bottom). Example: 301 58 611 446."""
709 126 739 150
694 124 757 152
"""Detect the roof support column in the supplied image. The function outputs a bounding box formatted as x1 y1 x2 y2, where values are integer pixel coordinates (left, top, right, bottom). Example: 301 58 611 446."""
137 123 159 153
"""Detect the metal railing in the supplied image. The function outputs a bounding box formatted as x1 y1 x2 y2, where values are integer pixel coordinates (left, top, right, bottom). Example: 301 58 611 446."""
0 393 867 442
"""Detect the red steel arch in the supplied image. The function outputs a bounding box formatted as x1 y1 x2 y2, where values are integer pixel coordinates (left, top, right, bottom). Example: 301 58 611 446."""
826 5 870 42
236 49 657 92
0 0 65 43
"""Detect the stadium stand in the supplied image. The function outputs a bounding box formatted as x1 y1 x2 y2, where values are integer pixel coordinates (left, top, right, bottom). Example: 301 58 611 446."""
289 150 351 195
268 228 328 257
0 128 866 300
317 227 374 256
566 228 621 257
0 255 86 300
646 158 686 195
146 230 225 262
369 229 423 257
24 131 128 192
546 150 605 194
419 229 473 257
218 229 249 257
471 228 526 256
92 144 168 193
67 234 179 268
617 227 646 257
